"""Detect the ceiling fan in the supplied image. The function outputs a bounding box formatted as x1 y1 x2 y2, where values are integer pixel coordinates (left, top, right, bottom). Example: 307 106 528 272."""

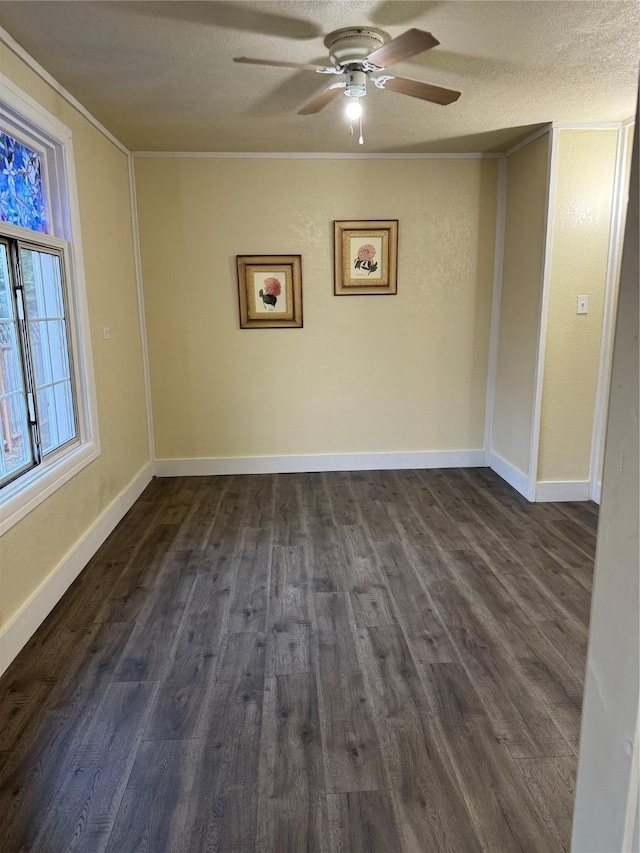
234 27 461 118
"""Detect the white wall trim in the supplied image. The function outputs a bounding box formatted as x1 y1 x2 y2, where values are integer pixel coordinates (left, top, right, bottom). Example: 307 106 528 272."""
132 150 501 160
527 126 559 502
589 124 631 502
59 119 102 477
622 116 636 128
0 25 129 156
535 479 591 502
504 121 622 159
489 452 529 499
0 73 73 145
504 124 552 158
155 450 485 478
484 155 508 464
127 154 156 473
0 462 153 676
552 121 624 130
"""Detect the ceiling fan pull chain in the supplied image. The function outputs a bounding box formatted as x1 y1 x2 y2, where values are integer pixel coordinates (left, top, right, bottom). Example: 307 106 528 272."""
359 115 364 146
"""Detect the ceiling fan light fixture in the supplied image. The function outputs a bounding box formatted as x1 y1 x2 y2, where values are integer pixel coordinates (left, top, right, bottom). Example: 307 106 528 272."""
345 69 366 99
345 100 363 120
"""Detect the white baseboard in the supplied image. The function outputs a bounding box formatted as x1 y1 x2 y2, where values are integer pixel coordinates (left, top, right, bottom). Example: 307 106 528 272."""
155 449 486 478
0 461 153 676
535 480 591 503
592 481 602 505
489 451 530 500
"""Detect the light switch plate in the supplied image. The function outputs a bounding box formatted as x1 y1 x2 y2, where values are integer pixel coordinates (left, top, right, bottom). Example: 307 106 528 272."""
577 295 588 314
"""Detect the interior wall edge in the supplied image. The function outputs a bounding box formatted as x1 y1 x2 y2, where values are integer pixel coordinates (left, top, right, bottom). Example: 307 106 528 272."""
0 461 153 677
621 709 640 851
0 24 129 156
490 127 550 491
488 451 529 499
155 450 486 478
527 126 559 500
589 123 632 500
128 153 156 471
571 98 639 852
484 155 508 464
504 123 553 158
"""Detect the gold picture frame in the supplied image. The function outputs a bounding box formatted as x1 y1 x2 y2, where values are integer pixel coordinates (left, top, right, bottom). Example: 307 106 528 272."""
333 219 398 295
237 255 303 328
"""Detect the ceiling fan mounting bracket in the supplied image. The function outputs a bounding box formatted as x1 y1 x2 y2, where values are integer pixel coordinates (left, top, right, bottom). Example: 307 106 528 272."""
373 75 394 90
324 28 386 70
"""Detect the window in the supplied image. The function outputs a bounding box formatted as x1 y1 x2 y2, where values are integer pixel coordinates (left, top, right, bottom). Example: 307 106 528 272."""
0 237 77 487
0 131 49 233
0 76 99 533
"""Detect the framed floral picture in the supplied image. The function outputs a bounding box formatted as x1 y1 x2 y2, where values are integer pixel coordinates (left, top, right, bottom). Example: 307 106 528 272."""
333 219 398 295
236 255 303 328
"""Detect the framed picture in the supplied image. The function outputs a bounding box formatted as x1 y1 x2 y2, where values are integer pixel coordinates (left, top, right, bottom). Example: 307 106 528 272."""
333 219 398 295
236 255 303 328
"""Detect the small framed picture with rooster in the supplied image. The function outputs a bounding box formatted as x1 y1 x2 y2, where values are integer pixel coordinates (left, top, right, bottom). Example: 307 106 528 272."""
334 220 398 295
236 254 303 328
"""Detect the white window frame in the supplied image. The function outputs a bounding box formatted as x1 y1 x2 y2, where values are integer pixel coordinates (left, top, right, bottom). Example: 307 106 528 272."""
0 74 100 535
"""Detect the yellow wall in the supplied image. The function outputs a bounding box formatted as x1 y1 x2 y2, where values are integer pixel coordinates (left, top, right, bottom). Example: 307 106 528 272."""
538 130 618 482
0 46 150 629
135 156 498 461
492 133 549 476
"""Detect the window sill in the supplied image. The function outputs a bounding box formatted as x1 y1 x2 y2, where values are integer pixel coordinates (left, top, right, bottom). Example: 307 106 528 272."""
0 440 100 536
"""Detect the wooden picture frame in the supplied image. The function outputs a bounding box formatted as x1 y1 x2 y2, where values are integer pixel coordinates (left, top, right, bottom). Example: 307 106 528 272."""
333 219 398 295
237 255 303 328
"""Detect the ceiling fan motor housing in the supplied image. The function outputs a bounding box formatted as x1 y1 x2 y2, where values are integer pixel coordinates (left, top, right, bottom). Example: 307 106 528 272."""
325 28 385 68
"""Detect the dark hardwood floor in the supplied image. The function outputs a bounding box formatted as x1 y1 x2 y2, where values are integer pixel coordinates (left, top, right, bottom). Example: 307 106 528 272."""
0 468 597 852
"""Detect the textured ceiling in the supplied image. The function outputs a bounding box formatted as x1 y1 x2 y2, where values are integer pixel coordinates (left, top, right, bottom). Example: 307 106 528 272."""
0 1 638 153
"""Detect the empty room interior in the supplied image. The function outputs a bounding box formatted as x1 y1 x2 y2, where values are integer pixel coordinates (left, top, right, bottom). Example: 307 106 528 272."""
0 2 638 851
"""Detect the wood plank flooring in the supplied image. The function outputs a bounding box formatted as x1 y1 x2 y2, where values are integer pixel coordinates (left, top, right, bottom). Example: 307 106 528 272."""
0 468 597 852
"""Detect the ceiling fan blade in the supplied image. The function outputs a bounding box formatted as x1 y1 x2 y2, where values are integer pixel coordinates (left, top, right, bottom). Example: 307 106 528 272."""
366 28 440 67
298 83 346 115
380 75 461 105
136 4 322 40
234 56 332 73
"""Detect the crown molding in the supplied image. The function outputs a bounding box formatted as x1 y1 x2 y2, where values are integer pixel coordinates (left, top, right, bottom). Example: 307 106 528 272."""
552 121 624 130
132 150 501 159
